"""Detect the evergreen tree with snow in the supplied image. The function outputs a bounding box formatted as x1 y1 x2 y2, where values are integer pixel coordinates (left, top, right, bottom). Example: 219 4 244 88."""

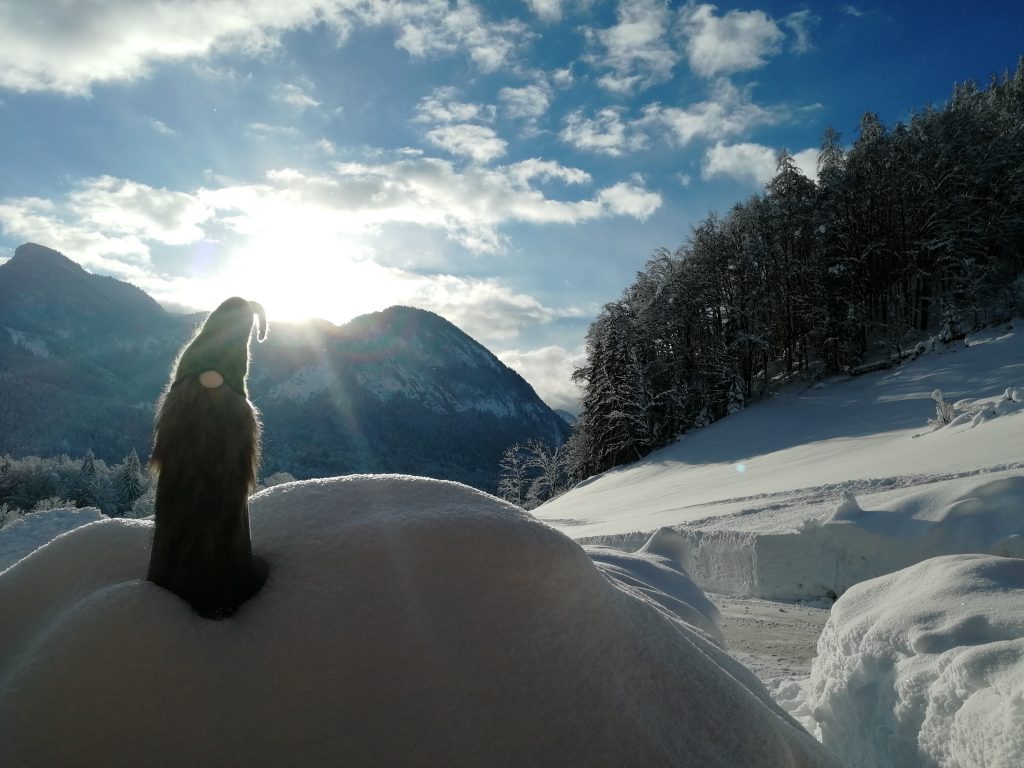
116 449 146 515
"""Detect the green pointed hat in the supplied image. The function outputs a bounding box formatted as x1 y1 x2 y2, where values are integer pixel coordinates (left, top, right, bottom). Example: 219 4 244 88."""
172 297 268 397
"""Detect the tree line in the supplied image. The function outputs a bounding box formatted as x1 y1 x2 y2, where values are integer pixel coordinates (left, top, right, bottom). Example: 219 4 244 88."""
0 450 150 525
498 62 1024 501
0 450 300 529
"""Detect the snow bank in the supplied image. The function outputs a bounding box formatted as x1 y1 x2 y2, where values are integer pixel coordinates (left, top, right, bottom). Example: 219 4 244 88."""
0 506 105 572
805 554 1024 768
650 472 1024 600
0 475 837 768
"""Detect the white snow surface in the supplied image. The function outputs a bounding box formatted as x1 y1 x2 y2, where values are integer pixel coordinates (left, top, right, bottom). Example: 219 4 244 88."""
0 506 105 572
537 323 1024 600
803 554 1024 768
0 475 837 768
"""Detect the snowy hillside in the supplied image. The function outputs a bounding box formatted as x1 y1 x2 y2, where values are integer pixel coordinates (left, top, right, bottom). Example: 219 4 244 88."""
536 323 1024 600
0 476 837 767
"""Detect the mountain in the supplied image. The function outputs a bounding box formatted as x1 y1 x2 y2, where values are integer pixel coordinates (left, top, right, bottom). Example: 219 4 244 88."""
0 244 570 491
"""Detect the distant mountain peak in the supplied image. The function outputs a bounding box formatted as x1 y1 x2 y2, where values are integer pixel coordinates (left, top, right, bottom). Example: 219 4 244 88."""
1 242 168 336
9 243 84 274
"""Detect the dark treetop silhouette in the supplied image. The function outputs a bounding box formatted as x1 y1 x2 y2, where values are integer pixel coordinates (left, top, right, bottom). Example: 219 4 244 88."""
147 297 269 618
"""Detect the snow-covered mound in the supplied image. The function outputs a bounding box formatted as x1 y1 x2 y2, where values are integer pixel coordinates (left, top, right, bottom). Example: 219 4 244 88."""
0 475 837 768
804 554 1024 768
931 385 1024 431
0 506 105 572
584 543 723 643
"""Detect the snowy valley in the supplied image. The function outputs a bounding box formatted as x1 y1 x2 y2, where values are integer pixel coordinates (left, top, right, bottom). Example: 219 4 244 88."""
1 321 1021 767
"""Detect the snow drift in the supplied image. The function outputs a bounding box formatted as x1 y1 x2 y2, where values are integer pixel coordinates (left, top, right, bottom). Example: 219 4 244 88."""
804 554 1024 768
0 505 105 572
0 475 838 767
643 471 1024 600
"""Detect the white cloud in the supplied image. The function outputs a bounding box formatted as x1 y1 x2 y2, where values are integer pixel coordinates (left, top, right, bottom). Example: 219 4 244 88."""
67 177 212 246
524 0 566 23
148 118 176 136
274 83 321 109
385 1 531 73
584 0 679 93
415 87 496 124
643 79 783 146
0 178 210 275
246 122 300 138
504 159 591 187
0 0 530 95
425 124 508 164
843 6 865 18
410 277 577 343
0 1 316 95
702 141 777 186
597 182 661 220
499 83 552 121
497 345 585 412
783 10 818 54
200 155 659 255
701 142 819 187
550 66 574 88
792 148 821 181
560 107 648 156
682 4 784 77
560 79 786 156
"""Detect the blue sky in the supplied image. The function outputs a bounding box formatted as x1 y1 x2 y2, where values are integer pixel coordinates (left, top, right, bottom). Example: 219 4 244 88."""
0 1 1020 410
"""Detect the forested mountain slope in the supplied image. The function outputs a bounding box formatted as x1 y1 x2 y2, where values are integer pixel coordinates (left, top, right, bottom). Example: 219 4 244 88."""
0 244 568 492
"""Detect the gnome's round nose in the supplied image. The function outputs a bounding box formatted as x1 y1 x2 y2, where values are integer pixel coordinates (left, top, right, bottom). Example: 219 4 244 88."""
172 297 268 398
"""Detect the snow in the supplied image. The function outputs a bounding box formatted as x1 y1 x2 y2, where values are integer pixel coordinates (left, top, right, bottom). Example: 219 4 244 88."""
539 324 1024 539
0 506 105 572
536 323 1024 600
0 475 837 767
617 470 1024 601
4 322 1023 766
803 554 1024 768
530 322 1024 765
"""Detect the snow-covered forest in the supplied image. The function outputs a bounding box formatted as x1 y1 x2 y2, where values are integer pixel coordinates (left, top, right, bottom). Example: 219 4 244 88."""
567 66 1024 480
0 450 149 520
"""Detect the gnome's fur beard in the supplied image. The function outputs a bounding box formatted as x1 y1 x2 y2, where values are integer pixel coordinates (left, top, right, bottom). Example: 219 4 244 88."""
147 302 268 619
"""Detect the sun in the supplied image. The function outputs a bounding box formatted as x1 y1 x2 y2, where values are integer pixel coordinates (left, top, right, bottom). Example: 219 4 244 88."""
211 240 415 328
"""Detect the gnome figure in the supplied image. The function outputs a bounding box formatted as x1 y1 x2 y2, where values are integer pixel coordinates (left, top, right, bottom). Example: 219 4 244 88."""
147 297 269 618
